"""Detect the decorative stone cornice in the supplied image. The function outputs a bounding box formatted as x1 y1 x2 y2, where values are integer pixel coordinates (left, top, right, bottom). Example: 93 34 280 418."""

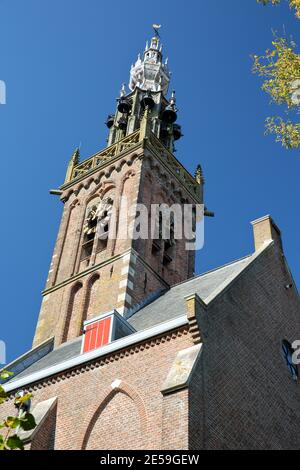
60 131 201 204
61 131 142 191
42 248 169 296
147 133 201 202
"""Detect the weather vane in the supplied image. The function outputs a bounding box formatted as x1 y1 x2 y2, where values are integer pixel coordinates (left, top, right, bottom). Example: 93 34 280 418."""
152 24 162 38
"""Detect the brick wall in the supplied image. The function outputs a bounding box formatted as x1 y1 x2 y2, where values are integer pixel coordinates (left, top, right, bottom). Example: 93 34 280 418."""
190 243 300 449
3 242 300 450
30 402 57 450
1 328 193 450
161 389 189 450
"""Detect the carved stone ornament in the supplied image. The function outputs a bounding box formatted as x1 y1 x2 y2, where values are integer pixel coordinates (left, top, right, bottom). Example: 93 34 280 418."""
194 165 203 185
96 197 114 240
83 205 99 236
83 197 114 239
129 36 170 95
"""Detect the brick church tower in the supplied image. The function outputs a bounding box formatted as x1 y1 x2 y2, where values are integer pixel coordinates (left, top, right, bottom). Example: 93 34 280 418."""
33 31 202 349
2 31 300 451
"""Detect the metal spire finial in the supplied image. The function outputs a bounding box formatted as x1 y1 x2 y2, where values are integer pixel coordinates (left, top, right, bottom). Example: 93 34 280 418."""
170 90 176 106
152 24 162 38
120 83 126 97
129 25 170 95
195 165 204 185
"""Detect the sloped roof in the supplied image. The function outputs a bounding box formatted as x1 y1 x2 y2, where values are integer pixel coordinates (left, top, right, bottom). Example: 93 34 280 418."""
6 336 82 384
5 255 251 386
128 256 251 331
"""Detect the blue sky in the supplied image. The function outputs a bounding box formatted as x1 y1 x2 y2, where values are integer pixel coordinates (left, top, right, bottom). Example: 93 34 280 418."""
0 0 300 363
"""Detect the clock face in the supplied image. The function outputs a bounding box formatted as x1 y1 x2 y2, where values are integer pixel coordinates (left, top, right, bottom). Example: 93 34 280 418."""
282 340 298 380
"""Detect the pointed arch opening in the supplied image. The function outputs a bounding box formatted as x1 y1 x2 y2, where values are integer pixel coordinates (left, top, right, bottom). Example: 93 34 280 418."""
82 273 101 326
62 281 83 343
81 383 148 450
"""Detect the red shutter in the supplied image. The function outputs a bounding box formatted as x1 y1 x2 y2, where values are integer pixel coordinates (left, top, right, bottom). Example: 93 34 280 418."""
83 316 112 353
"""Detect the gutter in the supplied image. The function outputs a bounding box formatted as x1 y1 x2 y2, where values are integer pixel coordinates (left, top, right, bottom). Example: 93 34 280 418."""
4 315 188 393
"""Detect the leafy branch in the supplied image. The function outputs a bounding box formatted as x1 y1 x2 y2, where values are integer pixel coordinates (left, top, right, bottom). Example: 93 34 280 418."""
0 371 36 450
257 0 300 18
253 33 300 148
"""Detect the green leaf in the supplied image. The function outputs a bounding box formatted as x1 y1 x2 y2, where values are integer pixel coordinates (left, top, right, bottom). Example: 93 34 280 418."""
4 416 21 429
19 412 36 431
0 386 7 404
0 370 13 380
0 435 5 450
6 434 24 450
14 393 32 405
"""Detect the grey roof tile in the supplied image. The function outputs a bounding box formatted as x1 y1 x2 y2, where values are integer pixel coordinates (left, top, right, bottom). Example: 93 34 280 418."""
6 256 250 385
7 336 82 384
128 256 250 331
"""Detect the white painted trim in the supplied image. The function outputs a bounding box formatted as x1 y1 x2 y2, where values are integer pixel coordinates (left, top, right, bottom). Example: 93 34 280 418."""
108 314 115 344
116 306 126 315
4 316 188 393
251 214 272 226
83 310 117 326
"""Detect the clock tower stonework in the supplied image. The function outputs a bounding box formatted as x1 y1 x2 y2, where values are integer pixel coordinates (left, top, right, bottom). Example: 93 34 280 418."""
33 34 203 348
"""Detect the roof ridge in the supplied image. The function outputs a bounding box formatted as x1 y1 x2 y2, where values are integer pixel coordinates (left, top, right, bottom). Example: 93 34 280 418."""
169 254 252 290
204 241 274 306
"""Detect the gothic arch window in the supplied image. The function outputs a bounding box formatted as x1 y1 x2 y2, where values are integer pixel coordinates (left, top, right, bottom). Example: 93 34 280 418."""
55 200 80 285
163 203 177 266
150 191 164 257
121 170 135 193
80 195 114 264
282 339 299 380
81 197 100 262
115 171 135 244
82 273 101 326
81 384 147 450
95 195 114 252
63 282 83 342
151 203 176 266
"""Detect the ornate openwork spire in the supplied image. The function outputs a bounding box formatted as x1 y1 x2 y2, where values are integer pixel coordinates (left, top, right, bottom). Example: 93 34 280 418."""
129 28 171 95
104 27 183 153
